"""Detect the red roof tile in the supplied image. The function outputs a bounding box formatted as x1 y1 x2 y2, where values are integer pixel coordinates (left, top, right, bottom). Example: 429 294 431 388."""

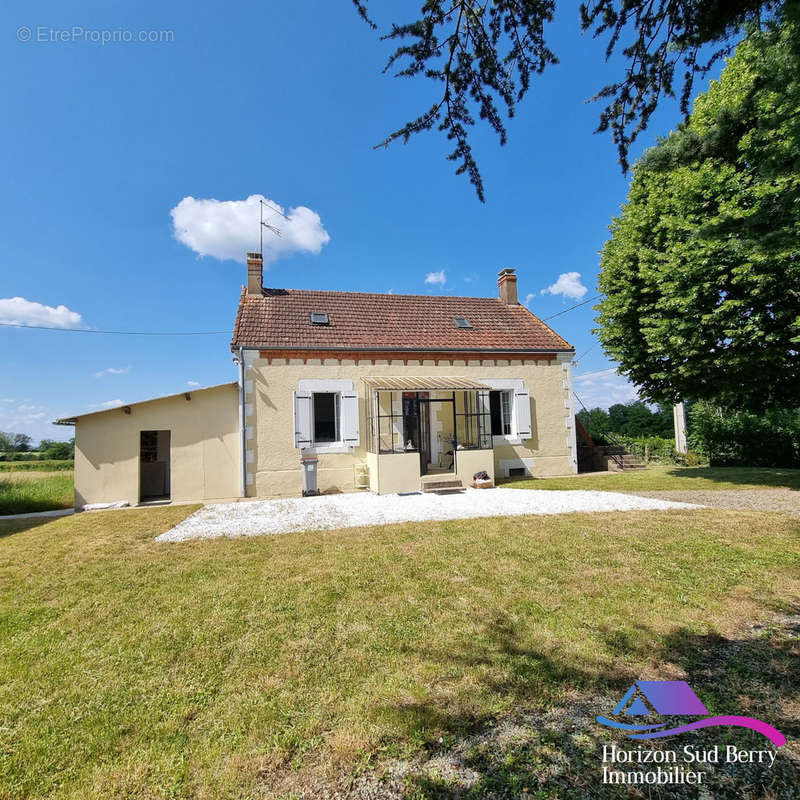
231 287 573 352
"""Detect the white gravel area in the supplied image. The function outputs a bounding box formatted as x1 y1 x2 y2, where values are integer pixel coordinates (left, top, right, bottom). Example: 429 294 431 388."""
155 488 700 542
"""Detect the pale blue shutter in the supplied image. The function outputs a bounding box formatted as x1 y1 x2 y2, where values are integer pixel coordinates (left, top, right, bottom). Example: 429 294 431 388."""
293 390 312 448
340 391 360 446
514 387 532 438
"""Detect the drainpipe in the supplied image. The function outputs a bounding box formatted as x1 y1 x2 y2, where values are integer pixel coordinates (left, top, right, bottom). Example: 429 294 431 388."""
237 346 247 497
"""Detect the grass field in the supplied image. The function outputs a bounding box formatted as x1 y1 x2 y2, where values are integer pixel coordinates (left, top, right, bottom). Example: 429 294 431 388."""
503 465 800 492
1 504 798 798
0 471 74 515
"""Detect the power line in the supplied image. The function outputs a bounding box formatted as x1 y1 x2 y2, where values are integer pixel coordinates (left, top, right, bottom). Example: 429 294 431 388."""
574 366 617 380
575 341 599 363
0 322 229 336
541 294 601 321
2 289 602 335
572 390 591 412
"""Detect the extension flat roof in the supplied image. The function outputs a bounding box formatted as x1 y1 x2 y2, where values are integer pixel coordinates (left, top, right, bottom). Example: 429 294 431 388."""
231 288 572 352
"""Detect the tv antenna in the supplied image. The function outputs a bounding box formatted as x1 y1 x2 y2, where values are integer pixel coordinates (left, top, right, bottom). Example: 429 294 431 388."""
259 198 289 255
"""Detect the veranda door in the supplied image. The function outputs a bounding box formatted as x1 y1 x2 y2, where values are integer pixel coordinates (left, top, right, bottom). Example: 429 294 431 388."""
419 400 431 475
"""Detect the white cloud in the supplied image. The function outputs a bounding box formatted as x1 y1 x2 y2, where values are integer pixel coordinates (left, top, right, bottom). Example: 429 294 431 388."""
94 366 131 378
573 368 640 409
541 272 588 301
187 381 201 387
88 399 125 410
0 297 83 328
0 402 56 441
424 270 446 286
170 194 330 264
524 293 535 307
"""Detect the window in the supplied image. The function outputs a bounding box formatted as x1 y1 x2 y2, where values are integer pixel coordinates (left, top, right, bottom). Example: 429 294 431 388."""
294 384 359 450
310 312 329 325
313 392 339 443
489 390 512 436
453 317 472 329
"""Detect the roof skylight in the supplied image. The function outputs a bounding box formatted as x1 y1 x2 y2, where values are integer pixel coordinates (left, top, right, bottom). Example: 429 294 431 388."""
454 317 472 329
310 312 330 325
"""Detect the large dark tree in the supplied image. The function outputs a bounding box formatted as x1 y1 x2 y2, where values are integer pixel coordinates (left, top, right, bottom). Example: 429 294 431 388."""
353 0 780 199
594 5 800 411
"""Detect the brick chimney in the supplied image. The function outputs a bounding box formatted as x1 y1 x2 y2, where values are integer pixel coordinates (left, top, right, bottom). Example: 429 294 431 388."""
246 252 263 296
497 268 518 305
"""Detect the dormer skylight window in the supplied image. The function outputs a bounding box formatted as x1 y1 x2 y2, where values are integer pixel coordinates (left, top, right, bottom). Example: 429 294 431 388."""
454 317 472 329
310 312 330 325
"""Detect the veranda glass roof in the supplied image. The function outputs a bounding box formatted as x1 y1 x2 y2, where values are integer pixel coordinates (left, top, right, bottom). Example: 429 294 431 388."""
362 376 491 391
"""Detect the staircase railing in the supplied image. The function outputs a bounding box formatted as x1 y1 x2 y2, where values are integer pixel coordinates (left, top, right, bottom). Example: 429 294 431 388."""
602 430 630 470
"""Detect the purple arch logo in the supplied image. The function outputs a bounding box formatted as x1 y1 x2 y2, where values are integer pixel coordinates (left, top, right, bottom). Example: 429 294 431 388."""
596 680 785 747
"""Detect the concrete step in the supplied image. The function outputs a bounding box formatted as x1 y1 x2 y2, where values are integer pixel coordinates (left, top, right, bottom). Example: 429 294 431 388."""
421 478 464 493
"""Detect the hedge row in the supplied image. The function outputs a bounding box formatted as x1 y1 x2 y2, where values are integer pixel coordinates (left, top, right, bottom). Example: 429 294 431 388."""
0 460 75 472
689 403 800 467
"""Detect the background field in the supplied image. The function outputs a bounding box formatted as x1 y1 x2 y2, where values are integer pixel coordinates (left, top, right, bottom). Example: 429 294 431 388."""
0 472 74 516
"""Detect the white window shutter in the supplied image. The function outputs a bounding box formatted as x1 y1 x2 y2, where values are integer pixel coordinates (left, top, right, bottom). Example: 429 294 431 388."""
340 391 360 446
293 390 312 448
514 387 532 438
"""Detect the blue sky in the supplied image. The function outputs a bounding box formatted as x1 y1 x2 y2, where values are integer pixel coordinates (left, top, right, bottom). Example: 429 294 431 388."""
0 1 725 442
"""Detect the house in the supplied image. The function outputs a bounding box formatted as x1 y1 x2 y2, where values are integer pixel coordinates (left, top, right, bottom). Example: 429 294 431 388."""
57 253 577 507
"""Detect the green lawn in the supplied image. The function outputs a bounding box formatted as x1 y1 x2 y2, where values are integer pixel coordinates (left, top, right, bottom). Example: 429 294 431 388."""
1 505 798 798
0 472 74 516
503 465 800 492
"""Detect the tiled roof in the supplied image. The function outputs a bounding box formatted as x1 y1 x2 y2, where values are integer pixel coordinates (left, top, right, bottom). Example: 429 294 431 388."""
231 287 573 352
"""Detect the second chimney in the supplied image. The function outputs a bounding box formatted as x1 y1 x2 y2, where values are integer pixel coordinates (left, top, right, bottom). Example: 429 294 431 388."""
498 268 518 305
246 252 263 295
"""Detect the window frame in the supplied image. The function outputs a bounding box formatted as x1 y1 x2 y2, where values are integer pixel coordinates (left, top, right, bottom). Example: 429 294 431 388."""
312 391 340 445
482 378 530 444
489 389 513 436
295 379 358 454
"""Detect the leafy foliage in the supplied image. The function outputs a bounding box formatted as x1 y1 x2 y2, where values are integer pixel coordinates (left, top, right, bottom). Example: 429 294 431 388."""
595 7 800 410
354 0 780 198
0 431 32 453
38 438 75 460
610 433 693 464
577 400 673 438
689 401 800 467
581 0 775 170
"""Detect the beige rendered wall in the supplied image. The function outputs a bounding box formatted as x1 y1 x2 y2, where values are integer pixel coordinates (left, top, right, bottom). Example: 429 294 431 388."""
73 384 240 508
374 452 421 495
455 448 495 486
243 355 576 497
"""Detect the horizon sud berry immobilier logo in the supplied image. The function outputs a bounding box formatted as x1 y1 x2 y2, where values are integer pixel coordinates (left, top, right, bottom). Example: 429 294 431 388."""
595 680 786 787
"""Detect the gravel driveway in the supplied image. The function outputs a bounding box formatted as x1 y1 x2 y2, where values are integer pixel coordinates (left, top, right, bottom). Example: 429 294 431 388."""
626 488 800 516
156 488 698 542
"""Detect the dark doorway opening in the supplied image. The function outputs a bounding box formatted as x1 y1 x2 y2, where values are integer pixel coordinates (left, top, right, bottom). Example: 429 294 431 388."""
140 430 171 502
416 395 456 476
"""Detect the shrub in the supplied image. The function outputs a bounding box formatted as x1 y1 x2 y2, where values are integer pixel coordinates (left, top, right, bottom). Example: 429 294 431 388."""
609 434 705 465
0 451 42 462
688 402 800 467
41 441 74 460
